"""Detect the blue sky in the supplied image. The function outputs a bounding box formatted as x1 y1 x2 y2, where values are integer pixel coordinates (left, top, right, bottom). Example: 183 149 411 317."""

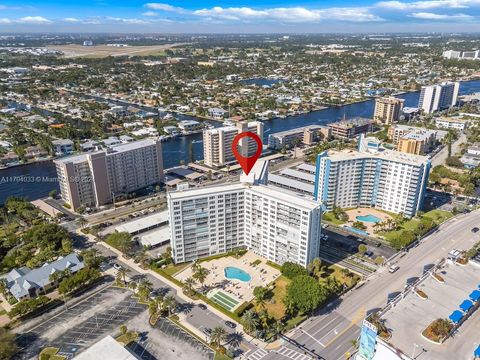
0 0 479 32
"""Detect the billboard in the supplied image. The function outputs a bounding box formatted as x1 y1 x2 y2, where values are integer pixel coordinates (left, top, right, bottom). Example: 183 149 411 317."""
358 320 378 360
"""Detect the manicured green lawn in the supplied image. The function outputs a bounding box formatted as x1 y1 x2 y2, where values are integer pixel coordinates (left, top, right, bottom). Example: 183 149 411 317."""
380 210 453 243
423 209 453 223
162 262 190 276
322 212 346 226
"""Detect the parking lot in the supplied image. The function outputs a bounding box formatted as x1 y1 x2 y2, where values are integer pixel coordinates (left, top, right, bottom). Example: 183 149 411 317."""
16 287 145 359
124 309 214 360
382 261 480 360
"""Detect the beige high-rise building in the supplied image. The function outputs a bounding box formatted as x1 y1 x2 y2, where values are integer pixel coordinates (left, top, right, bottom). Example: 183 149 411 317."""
55 139 163 211
373 96 405 125
203 121 263 168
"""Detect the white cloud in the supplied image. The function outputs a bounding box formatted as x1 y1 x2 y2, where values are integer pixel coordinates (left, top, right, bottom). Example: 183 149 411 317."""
0 18 13 24
18 16 52 24
142 11 158 17
106 17 150 24
193 6 383 22
410 11 474 19
144 3 383 22
376 0 479 10
144 3 185 13
62 17 81 22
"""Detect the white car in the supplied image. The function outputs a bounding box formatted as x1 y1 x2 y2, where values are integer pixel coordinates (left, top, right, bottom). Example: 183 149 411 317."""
113 263 122 271
388 264 400 273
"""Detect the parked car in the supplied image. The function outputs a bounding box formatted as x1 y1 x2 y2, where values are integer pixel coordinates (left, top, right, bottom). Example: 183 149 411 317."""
113 263 122 271
225 321 236 329
471 227 479 233
198 304 207 310
203 328 212 336
365 250 374 258
388 264 400 273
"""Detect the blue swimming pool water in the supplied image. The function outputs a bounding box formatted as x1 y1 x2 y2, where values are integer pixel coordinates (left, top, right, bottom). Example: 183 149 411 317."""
224 267 251 282
343 226 369 236
356 214 382 223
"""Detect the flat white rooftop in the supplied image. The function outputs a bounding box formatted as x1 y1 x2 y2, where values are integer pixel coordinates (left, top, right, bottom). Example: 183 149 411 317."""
279 168 316 183
115 210 169 234
74 336 138 360
108 138 157 153
168 182 320 210
138 227 170 247
268 174 315 194
325 148 429 166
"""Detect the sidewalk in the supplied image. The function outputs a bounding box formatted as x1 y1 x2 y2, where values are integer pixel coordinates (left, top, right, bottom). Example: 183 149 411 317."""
84 231 266 349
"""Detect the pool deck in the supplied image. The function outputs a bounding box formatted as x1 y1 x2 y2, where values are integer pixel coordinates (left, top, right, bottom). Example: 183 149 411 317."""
345 208 392 235
175 251 281 304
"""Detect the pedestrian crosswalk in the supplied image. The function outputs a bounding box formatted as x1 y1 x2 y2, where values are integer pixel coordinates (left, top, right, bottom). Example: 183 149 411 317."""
246 348 268 360
245 346 312 360
274 346 312 360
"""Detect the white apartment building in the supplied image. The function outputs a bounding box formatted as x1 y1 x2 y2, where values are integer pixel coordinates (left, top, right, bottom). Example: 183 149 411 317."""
314 135 430 218
418 82 459 114
167 183 322 267
203 121 263 167
443 50 480 60
434 117 469 131
55 139 163 211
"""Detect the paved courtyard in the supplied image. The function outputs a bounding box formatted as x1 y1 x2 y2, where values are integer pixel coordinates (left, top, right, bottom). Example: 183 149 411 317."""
176 251 280 306
345 208 392 235
382 261 480 360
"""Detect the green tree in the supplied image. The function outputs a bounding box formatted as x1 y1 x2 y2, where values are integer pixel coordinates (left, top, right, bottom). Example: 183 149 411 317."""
183 277 196 295
210 326 227 348
0 327 19 360
105 232 133 254
242 309 259 334
77 216 88 229
358 244 367 254
253 286 268 309
284 275 330 314
280 262 308 279
193 265 210 286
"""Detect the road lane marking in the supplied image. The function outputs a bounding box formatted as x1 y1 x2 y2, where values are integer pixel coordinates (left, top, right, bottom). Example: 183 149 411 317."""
299 328 326 347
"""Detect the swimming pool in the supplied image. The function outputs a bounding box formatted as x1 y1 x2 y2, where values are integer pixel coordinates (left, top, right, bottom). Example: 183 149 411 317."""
224 267 251 282
356 214 382 223
343 226 369 236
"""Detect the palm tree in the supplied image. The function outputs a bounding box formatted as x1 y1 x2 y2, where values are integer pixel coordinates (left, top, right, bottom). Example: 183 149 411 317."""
193 266 210 287
77 216 88 229
210 326 227 347
128 281 137 293
163 295 177 316
226 332 243 349
242 309 259 334
117 267 130 286
183 277 196 295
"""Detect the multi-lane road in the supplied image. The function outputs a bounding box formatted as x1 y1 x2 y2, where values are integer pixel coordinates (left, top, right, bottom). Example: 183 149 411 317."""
283 210 480 360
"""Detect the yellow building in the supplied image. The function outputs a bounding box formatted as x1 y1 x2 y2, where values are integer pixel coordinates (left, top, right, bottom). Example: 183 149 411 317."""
374 96 405 125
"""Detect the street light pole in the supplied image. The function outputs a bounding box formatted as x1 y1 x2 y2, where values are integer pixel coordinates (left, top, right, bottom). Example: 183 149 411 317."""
411 343 419 359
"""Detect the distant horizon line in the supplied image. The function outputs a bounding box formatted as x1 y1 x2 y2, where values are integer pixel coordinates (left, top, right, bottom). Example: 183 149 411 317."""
1 31 480 35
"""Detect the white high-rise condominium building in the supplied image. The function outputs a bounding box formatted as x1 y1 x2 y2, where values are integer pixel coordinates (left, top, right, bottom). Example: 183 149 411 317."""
167 182 322 267
418 82 460 114
55 139 163 211
443 50 480 60
313 135 430 218
203 121 263 168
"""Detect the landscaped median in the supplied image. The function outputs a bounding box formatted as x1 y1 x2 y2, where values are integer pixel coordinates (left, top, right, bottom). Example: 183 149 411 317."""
421 318 453 344
39 347 66 360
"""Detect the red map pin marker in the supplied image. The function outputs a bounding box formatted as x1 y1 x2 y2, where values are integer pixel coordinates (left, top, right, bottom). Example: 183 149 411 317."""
231 131 263 175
